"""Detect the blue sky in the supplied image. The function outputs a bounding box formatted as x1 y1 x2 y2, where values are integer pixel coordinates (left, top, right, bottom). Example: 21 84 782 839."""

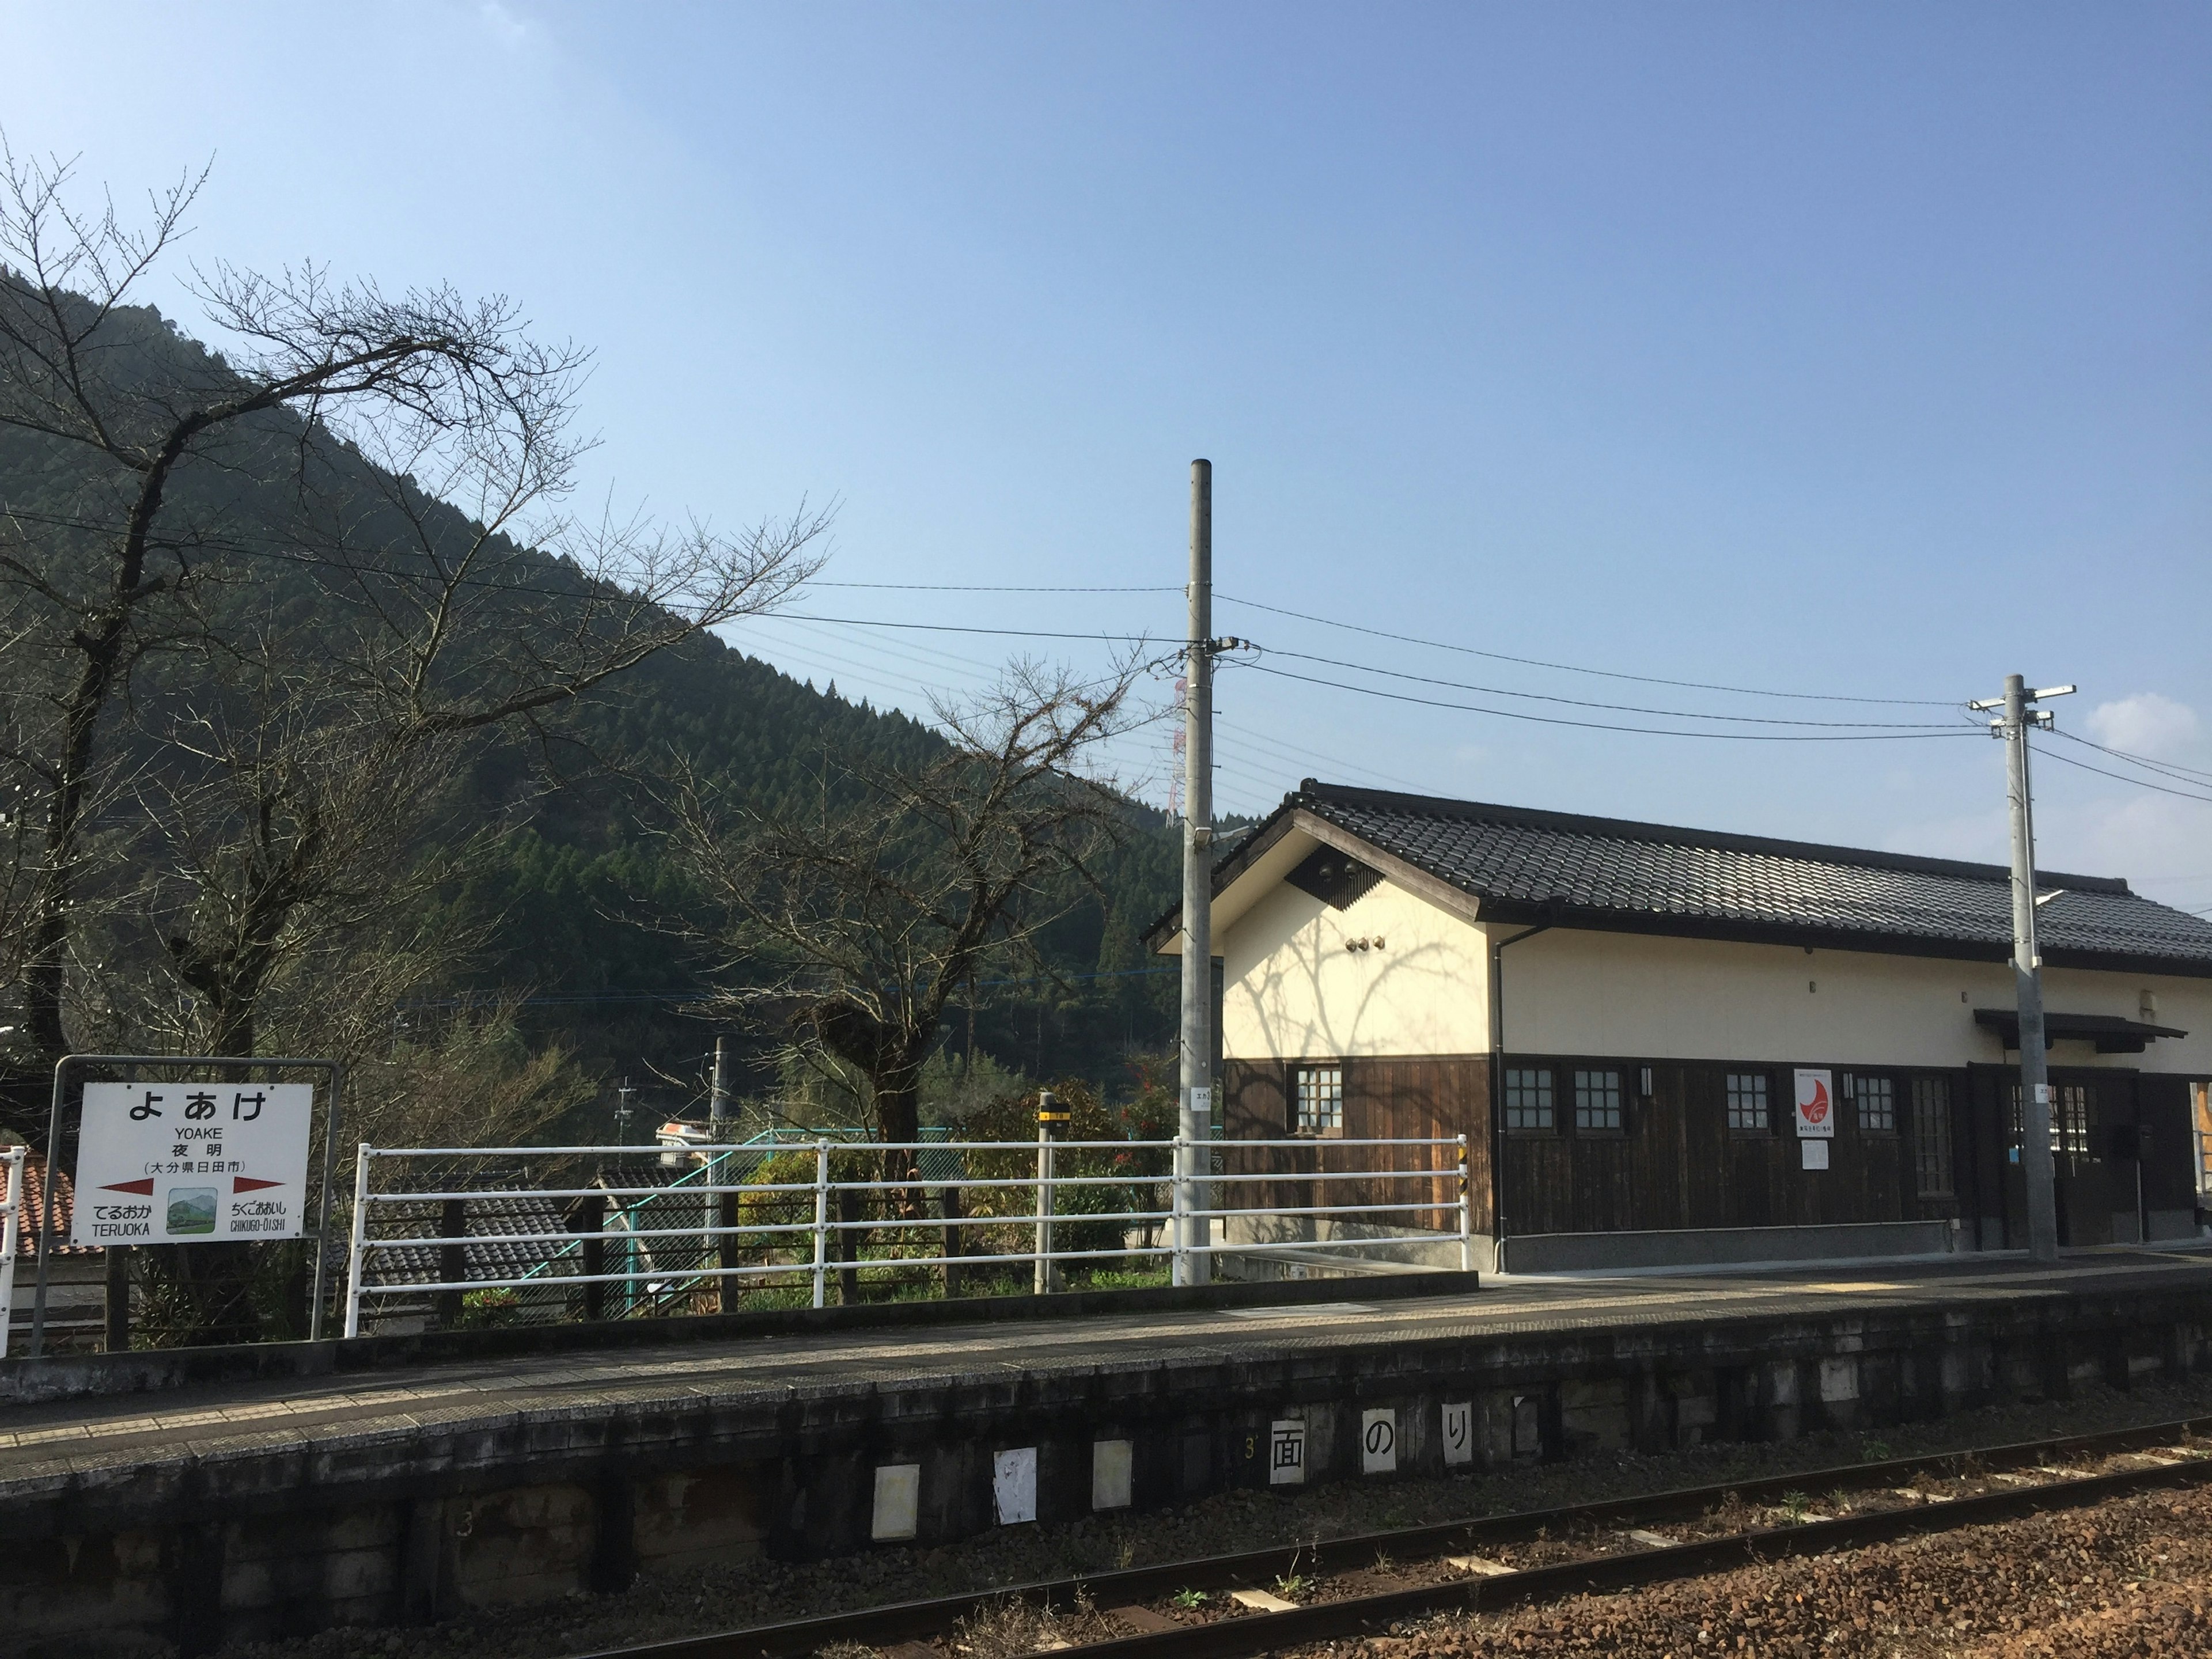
7 3 2209 907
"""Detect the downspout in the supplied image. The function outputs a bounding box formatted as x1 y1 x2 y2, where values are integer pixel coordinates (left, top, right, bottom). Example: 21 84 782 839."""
1487 910 1555 1276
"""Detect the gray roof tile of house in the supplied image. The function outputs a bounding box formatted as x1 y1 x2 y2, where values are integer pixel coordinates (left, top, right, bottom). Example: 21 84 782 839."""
1183 783 2212 977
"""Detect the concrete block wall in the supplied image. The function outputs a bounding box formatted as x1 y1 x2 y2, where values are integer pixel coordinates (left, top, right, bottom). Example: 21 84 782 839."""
7 1294 2212 1656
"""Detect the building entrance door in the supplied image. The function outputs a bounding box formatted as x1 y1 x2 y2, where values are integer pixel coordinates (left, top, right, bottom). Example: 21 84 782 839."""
1990 1067 2139 1247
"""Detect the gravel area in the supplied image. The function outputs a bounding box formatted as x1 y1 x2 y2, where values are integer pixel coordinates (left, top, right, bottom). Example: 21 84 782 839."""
232 1376 2212 1659
1328 1481 2212 1657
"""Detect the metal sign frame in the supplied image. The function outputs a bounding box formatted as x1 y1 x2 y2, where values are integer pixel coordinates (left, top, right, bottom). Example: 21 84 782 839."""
28 1055 345 1357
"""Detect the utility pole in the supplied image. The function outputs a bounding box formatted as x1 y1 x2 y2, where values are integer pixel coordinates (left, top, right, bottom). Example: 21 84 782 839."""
708 1036 738 1309
710 1036 733 1129
613 1077 635 1146
1177 459 1215 1286
1970 674 2074 1264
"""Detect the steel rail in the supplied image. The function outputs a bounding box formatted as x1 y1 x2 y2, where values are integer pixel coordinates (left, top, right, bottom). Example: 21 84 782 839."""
563 1414 2212 1659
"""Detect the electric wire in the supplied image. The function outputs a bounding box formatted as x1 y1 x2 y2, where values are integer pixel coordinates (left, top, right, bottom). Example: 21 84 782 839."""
1217 590 1960 708
815 582 1179 594
2054 729 2212 787
1228 658 1987 743
1213 715 1432 797
2035 743 2212 805
1253 645 1968 730
1 506 1161 643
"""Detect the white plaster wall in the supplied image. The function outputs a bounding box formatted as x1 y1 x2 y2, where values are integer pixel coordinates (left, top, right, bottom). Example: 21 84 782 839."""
1492 925 2212 1074
1219 874 1490 1060
1215 866 2212 1075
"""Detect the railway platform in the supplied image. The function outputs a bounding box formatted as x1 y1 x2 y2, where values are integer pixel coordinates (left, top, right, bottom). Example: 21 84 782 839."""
6 1248 2212 1654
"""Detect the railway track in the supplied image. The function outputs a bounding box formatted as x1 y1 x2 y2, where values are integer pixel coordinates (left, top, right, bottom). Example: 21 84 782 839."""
571 1415 2212 1659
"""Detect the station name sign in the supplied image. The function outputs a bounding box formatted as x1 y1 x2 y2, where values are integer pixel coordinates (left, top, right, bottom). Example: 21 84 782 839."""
72 1082 315 1245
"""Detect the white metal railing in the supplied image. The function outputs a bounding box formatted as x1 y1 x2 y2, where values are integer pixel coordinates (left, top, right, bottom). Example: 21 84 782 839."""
340 1134 1471 1336
0 1147 24 1359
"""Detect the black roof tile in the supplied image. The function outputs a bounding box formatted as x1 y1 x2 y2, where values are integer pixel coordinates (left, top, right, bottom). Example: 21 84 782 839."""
1177 783 2212 977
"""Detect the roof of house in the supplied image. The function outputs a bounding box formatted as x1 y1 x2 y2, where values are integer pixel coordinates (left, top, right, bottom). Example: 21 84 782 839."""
1149 782 2212 978
3 1152 98 1258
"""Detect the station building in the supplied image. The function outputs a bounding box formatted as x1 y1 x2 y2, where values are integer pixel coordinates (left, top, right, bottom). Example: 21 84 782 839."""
1150 782 2212 1274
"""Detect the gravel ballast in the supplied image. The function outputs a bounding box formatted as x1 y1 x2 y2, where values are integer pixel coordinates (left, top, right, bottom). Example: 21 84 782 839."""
1328 1481 2212 1657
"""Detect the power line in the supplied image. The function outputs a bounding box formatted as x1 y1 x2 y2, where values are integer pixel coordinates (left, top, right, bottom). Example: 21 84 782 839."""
1229 658 1987 743
1217 591 1960 708
2054 729 2212 787
400 964 1181 1008
4 506 1161 643
1254 645 1967 730
1214 714 1433 796
2035 743 2212 805
815 582 1179 593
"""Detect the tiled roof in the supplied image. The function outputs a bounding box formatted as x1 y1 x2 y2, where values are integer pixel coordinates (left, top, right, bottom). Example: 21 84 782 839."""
1215 783 2212 976
364 1187 581 1288
362 1160 719 1289
4 1153 98 1258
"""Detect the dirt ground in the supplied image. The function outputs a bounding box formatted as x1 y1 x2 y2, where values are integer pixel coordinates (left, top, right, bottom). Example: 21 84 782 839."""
1327 1481 2212 1658
230 1376 2212 1659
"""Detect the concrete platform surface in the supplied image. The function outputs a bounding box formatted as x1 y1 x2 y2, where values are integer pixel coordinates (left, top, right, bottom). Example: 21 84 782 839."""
6 1248 2209 1486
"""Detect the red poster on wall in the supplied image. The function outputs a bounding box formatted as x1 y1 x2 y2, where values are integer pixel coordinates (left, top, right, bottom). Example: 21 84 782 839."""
1793 1069 1836 1140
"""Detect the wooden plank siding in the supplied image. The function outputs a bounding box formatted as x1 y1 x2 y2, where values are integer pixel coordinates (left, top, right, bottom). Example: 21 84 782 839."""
1501 1058 1960 1238
1221 1057 1490 1234
1227 1049 2207 1248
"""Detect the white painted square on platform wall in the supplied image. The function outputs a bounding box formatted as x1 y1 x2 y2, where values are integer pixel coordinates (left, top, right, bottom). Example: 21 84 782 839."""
993 1446 1038 1525
871 1464 919 1541
1361 1408 1397 1475
1269 1419 1306 1485
1441 1402 1473 1467
1092 1439 1132 1510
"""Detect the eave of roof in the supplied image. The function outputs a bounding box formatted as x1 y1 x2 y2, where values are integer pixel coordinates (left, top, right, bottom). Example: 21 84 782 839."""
1145 781 2212 980
1973 1008 2191 1054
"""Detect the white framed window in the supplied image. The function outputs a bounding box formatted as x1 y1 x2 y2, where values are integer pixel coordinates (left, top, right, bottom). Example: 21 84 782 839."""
1725 1072 1770 1134
1853 1074 1896 1135
1294 1065 1343 1135
1503 1067 1554 1133
1573 1069 1623 1134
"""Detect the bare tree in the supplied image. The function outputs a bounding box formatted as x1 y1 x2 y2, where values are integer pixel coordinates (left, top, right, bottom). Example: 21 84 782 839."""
0 142 825 1067
668 659 1149 1164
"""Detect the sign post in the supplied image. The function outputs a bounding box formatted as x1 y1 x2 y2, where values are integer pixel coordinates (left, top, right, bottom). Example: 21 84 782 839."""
29 1056 343 1358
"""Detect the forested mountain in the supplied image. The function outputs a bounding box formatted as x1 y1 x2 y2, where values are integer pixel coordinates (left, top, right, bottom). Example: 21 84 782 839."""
0 287 1189 1138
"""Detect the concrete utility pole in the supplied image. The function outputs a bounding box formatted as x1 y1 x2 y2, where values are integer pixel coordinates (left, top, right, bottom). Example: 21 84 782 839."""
1972 673 2075 1264
710 1036 733 1128
709 1036 737 1309
1178 459 1215 1286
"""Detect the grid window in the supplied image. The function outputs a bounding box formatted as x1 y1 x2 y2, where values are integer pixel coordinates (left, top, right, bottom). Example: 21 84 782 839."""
2058 1085 2093 1158
1853 1075 1896 1135
1911 1078 1953 1198
2009 1082 2095 1158
1294 1066 1343 1134
1725 1073 1770 1134
2193 1082 2212 1203
1573 1069 1623 1134
1503 1067 1554 1132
